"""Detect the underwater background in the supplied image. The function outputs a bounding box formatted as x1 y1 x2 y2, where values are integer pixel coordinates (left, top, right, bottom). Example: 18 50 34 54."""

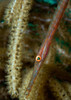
0 0 71 100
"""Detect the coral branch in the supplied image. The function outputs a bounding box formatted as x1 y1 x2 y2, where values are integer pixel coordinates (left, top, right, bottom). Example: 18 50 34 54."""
4 0 20 25
6 0 33 97
48 77 70 100
62 82 71 98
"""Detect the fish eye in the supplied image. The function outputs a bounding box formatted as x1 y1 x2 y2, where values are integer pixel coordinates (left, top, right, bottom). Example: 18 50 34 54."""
36 56 41 62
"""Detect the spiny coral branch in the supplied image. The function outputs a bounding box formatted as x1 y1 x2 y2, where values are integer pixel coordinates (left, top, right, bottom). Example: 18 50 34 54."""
48 77 71 100
62 82 71 98
6 0 33 97
19 68 33 100
4 0 20 25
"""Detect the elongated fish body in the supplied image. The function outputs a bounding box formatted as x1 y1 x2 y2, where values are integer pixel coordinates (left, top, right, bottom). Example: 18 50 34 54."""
25 0 69 97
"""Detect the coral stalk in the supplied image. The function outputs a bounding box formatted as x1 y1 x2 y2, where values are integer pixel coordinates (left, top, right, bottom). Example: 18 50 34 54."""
19 68 33 100
48 77 71 100
6 0 33 97
62 82 71 98
4 0 19 25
